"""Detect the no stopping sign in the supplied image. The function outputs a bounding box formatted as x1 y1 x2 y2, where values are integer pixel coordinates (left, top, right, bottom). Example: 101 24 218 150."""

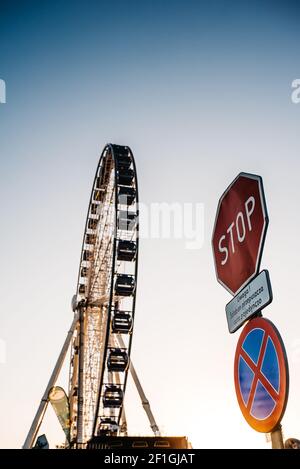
234 317 289 433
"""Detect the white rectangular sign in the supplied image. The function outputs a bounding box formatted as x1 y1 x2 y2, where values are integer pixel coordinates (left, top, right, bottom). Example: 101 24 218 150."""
225 270 272 333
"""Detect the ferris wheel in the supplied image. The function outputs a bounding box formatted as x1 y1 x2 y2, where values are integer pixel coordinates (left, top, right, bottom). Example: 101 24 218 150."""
23 144 160 449
69 143 139 445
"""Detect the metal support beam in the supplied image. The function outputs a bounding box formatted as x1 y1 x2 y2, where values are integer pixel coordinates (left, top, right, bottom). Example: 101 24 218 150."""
117 336 160 436
76 307 85 446
23 313 79 449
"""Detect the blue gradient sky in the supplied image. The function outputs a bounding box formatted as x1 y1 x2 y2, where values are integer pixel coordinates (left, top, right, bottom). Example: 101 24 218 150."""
1 0 300 448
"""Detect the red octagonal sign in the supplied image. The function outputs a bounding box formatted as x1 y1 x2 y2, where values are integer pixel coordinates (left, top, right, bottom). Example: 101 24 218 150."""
212 172 268 295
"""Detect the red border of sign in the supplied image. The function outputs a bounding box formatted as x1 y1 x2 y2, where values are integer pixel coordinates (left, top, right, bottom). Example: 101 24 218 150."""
234 317 289 433
212 172 269 295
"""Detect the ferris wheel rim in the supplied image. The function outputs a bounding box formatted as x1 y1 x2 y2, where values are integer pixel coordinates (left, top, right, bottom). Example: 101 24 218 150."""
91 143 139 436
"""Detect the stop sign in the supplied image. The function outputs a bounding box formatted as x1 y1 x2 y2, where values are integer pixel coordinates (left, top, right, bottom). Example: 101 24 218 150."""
212 172 268 295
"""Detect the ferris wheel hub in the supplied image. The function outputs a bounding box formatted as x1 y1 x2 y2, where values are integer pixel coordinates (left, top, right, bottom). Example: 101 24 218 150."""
71 295 78 312
71 294 87 312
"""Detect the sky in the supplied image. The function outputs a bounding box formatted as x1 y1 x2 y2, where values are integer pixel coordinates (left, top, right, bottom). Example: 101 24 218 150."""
0 0 300 449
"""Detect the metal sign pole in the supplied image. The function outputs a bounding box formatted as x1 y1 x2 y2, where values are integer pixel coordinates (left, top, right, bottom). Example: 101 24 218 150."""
271 424 284 449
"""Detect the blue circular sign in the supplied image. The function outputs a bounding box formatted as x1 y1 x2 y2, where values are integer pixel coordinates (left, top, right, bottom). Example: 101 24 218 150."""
234 317 289 432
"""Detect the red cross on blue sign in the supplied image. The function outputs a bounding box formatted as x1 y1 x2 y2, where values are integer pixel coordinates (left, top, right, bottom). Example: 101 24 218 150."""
234 317 289 433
